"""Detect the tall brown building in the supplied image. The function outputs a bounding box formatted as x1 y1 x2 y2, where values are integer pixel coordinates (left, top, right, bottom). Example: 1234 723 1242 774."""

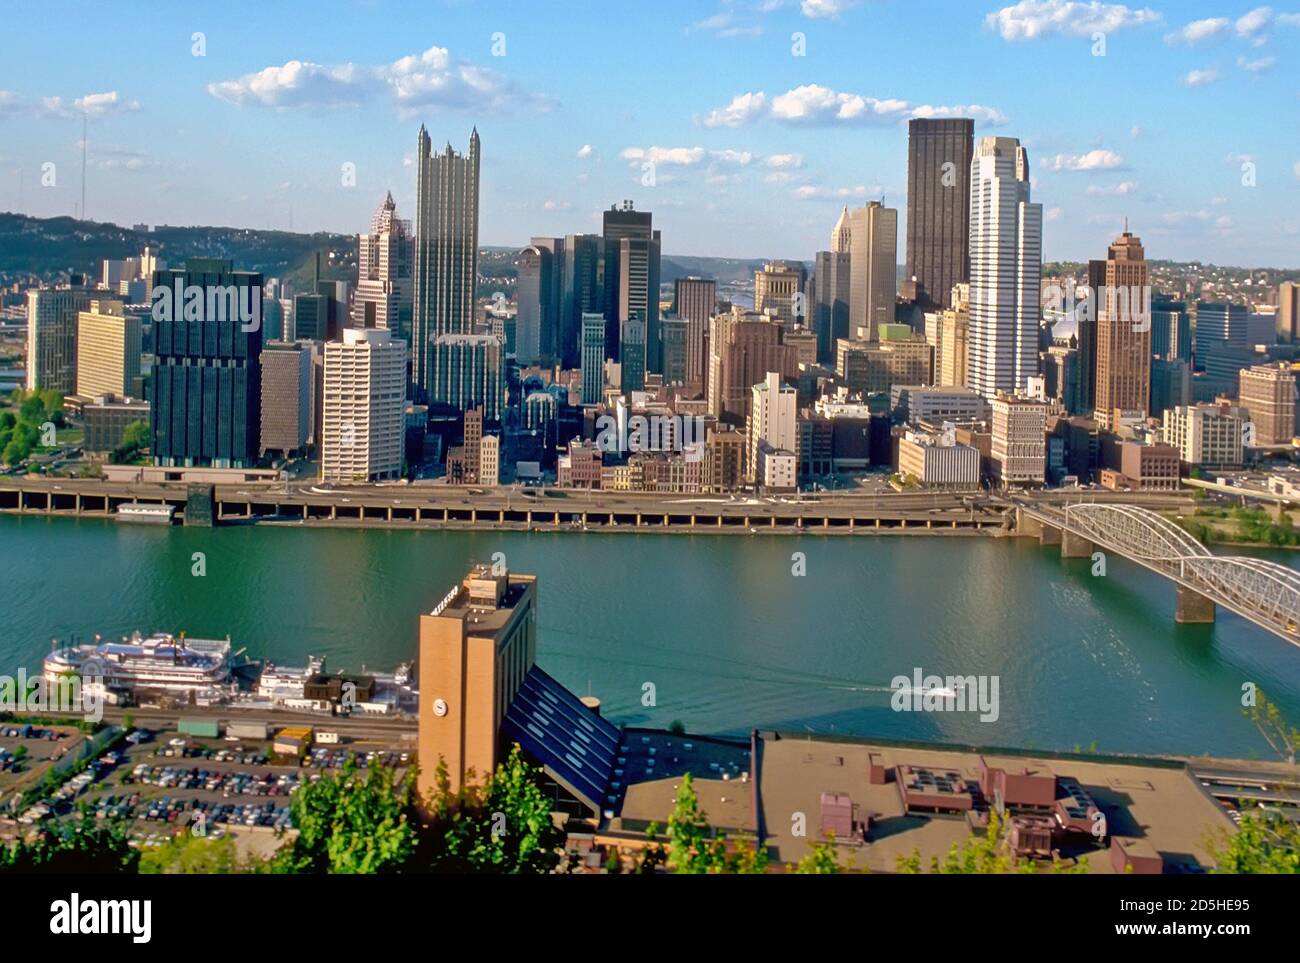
1239 364 1297 445
906 118 974 311
1278 282 1300 344
673 276 716 386
1093 231 1151 430
706 307 800 427
417 565 538 800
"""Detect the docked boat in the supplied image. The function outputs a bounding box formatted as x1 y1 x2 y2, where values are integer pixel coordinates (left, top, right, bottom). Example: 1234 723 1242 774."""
114 502 176 524
43 631 246 702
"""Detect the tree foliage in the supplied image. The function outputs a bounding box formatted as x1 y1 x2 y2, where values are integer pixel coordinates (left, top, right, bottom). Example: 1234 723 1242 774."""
896 809 1034 875
665 772 767 874
0 814 138 874
1210 807 1300 874
139 832 258 874
1244 688 1299 764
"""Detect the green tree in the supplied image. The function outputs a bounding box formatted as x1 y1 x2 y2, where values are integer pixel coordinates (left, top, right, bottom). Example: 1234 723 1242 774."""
793 835 846 874
1209 808 1300 874
427 744 564 874
111 419 150 464
275 756 417 874
664 772 767 874
0 814 139 874
1245 689 1298 764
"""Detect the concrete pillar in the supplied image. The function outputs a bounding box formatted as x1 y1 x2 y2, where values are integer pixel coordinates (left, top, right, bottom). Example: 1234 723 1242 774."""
1175 585 1216 624
1017 509 1045 538
1061 530 1093 559
1039 525 1062 546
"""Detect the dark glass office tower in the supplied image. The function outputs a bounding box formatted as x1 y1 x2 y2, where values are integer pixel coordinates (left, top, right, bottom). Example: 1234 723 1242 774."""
905 118 974 311
150 259 263 468
560 234 602 368
602 202 660 370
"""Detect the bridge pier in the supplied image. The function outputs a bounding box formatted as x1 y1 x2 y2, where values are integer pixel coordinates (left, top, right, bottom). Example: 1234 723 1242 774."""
1061 530 1093 559
1039 524 1062 547
1016 509 1044 538
1175 585 1216 624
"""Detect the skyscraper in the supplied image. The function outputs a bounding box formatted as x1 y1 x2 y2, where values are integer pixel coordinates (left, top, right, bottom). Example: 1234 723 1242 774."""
967 136 1042 400
560 234 602 368
906 118 974 311
673 276 716 385
580 312 606 405
412 126 480 400
1278 281 1300 344
259 341 312 458
602 201 660 371
25 281 94 393
515 245 551 367
354 192 413 338
707 308 800 426
528 235 566 363
322 327 407 482
1093 231 1151 429
754 261 808 324
75 299 140 400
848 201 898 342
150 259 263 469
430 333 504 421
812 209 853 365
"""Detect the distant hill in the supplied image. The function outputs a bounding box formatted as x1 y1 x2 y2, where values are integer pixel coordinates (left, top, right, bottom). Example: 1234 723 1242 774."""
0 212 356 289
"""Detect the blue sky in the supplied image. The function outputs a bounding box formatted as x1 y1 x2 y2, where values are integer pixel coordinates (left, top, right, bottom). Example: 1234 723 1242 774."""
1 0 1298 265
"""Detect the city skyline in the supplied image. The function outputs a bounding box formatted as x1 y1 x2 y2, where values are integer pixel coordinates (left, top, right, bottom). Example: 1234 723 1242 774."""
0 1 1298 266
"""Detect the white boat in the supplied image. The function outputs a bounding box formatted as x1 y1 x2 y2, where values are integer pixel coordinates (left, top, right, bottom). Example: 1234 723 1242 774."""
44 631 237 700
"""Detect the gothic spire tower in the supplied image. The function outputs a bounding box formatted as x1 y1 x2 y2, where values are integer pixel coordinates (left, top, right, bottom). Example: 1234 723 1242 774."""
411 125 481 399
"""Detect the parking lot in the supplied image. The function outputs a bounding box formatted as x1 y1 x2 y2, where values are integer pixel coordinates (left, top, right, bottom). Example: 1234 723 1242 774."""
0 723 86 800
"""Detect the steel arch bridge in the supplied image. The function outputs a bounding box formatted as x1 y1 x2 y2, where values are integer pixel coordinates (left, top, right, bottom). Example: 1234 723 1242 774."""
1021 501 1300 646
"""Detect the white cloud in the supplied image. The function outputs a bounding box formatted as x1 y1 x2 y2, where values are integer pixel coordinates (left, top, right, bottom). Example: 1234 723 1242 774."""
1164 17 1230 45
688 11 765 37
1183 67 1221 87
801 0 861 18
1235 6 1274 39
576 144 593 159
986 1 1161 41
910 103 1009 126
795 183 882 200
542 199 572 212
1086 180 1138 195
701 88 1007 128
1293 161 1300 180
765 153 804 169
1238 54 1275 74
771 84 909 124
699 91 768 128
1043 148 1126 171
710 149 753 165
208 45 548 116
41 90 141 118
0 90 21 117
1225 152 1255 165
1046 206 1065 221
1129 124 1143 138
619 146 707 166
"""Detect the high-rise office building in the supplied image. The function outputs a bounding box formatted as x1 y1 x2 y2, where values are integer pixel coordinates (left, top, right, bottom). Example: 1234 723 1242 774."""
706 308 800 426
906 118 974 311
430 333 504 421
26 281 95 393
1152 298 1190 361
602 201 661 371
990 394 1047 486
1194 302 1248 360
322 327 407 481
150 260 263 468
747 371 798 483
559 234 602 368
812 250 852 365
968 136 1042 400
673 276 717 386
938 283 971 387
831 205 852 255
412 126 480 399
848 201 898 342
1093 231 1151 429
527 235 566 363
1239 364 1297 446
659 317 688 385
1150 357 1192 418
754 261 808 324
75 299 140 400
1278 282 1300 344
580 312 606 405
620 317 646 392
353 192 413 339
515 245 551 367
259 341 313 458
